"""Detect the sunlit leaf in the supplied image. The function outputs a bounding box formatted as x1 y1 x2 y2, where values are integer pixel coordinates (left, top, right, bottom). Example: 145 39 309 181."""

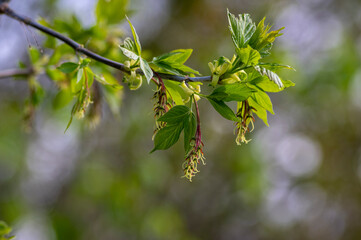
208 98 238 121
140 58 153 83
58 62 79 74
227 9 256 49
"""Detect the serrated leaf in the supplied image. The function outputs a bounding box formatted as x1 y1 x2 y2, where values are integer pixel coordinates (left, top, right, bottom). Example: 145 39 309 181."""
184 113 197 154
208 98 238 121
227 9 256 49
152 49 199 76
248 97 268 126
237 45 261 66
158 105 191 124
251 91 274 114
163 80 185 105
255 66 283 88
151 123 184 152
96 0 128 25
140 58 153 83
126 16 141 56
58 62 79 73
208 82 255 102
153 49 192 65
248 16 284 53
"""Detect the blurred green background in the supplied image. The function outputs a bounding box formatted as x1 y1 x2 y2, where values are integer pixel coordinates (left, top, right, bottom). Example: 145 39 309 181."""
1 0 361 239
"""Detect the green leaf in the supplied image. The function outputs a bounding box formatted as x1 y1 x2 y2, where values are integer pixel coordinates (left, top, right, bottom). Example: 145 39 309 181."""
96 0 128 25
158 105 191 124
208 98 238 121
126 16 141 56
53 89 74 110
248 16 284 53
0 221 11 236
58 62 79 73
163 80 185 105
119 38 139 60
184 113 197 154
283 79 295 88
208 82 255 102
77 68 84 83
29 47 40 64
251 91 274 114
237 45 261 66
28 78 45 106
259 62 296 71
139 58 153 84
151 123 184 152
79 58 91 68
227 9 256 49
255 66 283 88
248 98 268 126
152 49 199 76
153 49 192 65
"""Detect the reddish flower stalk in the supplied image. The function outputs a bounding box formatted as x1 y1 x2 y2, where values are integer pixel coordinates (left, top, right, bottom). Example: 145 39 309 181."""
152 73 173 139
183 97 205 182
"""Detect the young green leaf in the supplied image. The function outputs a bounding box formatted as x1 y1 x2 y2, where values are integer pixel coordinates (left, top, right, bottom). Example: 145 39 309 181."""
77 68 84 83
248 16 284 54
248 98 269 126
259 63 296 71
29 47 40 64
126 16 141 56
0 221 12 239
251 91 274 114
237 45 261 66
139 58 153 83
163 80 185 105
120 38 139 60
151 123 184 152
249 75 294 93
208 82 255 102
151 49 199 76
255 66 283 88
58 62 79 73
208 98 239 121
158 105 191 124
184 113 197 154
227 9 256 50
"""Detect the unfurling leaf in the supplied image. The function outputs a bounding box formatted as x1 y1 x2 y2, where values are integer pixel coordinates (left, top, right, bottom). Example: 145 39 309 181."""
139 58 153 84
254 66 283 88
227 9 256 50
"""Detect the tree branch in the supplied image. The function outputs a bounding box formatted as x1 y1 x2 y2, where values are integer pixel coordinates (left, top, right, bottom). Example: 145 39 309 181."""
0 4 212 83
0 68 33 79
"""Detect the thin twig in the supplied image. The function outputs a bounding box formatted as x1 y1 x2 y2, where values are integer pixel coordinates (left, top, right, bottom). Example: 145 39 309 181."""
0 68 33 79
0 4 212 83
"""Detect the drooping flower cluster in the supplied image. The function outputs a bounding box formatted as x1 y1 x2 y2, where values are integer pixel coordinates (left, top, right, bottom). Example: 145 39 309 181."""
182 125 205 182
182 99 205 181
235 100 255 145
152 78 173 139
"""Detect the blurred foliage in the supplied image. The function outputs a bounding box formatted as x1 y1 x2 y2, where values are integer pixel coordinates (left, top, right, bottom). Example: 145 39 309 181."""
0 0 361 239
